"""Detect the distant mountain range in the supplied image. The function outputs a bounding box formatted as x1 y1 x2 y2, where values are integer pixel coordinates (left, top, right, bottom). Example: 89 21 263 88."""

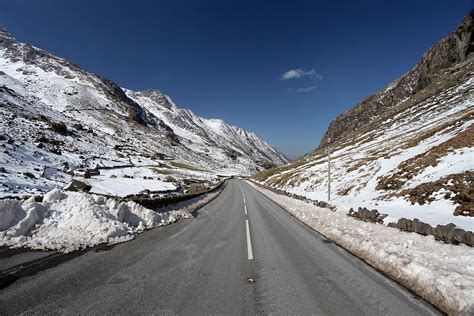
0 27 287 196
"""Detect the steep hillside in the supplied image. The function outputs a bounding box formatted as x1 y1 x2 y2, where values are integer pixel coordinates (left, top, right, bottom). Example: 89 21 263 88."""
255 13 474 230
0 27 287 197
125 89 285 169
319 12 473 149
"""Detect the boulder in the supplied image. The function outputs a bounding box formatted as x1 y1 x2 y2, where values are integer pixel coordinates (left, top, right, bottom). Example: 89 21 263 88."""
63 179 92 192
49 121 68 135
447 227 464 243
73 170 98 179
451 228 467 244
387 222 398 228
411 219 433 236
317 201 328 208
463 231 474 247
23 172 36 179
348 208 355 216
434 223 456 240
397 218 412 231
164 175 177 183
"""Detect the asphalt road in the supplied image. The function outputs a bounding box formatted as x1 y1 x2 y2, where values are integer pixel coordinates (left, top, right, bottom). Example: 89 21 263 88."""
0 180 440 315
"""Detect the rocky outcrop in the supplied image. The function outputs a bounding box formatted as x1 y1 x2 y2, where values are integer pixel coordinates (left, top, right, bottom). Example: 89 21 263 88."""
318 11 474 149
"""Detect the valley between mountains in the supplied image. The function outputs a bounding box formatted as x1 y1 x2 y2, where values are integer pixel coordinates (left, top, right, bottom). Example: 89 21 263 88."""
0 10 473 316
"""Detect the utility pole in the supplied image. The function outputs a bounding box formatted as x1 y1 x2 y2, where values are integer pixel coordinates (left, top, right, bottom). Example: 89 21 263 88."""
327 137 331 202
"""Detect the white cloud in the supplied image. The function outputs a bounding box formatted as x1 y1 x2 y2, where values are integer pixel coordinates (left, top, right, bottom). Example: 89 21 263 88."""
281 68 322 80
296 86 317 93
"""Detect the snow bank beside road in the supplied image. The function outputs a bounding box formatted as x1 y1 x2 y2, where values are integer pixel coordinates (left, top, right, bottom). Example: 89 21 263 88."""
0 189 191 252
89 177 177 197
248 181 474 315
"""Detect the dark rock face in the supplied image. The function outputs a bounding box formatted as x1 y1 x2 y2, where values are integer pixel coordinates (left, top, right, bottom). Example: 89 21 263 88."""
97 77 149 126
225 149 241 160
318 12 473 149
49 121 68 135
139 89 174 109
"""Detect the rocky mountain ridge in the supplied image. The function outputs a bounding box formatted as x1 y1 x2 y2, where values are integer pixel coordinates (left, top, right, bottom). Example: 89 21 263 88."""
318 11 473 149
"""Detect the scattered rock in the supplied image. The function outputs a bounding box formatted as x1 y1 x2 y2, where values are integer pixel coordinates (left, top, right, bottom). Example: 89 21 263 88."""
49 147 62 155
348 207 386 224
49 121 68 135
317 201 329 208
164 176 177 183
72 123 83 130
23 172 36 179
73 170 95 179
138 189 151 195
0 167 6 173
63 179 92 192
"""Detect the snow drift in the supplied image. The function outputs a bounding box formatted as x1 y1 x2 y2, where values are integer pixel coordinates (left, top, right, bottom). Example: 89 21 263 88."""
0 189 194 252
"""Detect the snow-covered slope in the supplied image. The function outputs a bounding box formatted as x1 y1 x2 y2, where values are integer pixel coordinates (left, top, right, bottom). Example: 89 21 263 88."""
125 89 286 169
254 13 474 230
0 27 286 197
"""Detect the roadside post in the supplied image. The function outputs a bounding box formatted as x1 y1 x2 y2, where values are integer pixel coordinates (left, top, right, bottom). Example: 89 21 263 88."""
327 137 331 202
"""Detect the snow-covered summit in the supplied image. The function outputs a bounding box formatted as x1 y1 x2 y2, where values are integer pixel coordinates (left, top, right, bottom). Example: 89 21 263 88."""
126 88 286 169
0 27 287 197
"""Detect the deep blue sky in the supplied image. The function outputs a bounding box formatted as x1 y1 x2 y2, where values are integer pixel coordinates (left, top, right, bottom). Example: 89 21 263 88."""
0 0 471 158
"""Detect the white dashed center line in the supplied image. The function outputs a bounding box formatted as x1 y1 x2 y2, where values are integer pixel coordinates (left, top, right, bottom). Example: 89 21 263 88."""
245 219 254 260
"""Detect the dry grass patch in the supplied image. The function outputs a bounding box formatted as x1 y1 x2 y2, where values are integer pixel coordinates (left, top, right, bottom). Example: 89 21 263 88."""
151 168 175 175
377 124 474 191
404 111 473 149
169 161 207 172
398 171 473 216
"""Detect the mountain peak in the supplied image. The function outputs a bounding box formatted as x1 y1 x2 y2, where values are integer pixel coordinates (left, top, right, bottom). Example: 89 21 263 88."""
318 11 474 149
